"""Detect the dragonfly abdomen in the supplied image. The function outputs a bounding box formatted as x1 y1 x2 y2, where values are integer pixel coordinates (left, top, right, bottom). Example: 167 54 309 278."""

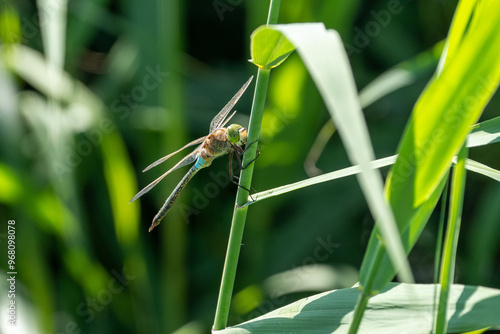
149 164 201 232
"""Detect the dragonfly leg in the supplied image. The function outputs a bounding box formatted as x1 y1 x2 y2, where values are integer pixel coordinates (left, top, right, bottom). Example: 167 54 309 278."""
231 175 256 195
241 140 261 170
233 140 260 170
229 152 256 201
233 180 255 202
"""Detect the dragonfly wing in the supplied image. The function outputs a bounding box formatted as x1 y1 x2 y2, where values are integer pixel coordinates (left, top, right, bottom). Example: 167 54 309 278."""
143 136 207 172
209 76 254 132
130 150 199 203
220 110 237 129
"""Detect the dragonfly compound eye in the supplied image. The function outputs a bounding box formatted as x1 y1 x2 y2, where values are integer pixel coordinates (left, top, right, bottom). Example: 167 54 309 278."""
238 127 247 144
227 124 244 144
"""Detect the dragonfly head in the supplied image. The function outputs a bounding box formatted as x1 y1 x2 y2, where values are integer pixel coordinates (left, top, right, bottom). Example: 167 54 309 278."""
227 124 247 146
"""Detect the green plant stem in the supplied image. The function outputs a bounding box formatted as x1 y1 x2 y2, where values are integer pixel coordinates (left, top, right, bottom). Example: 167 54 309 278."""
349 293 369 334
212 1 279 329
212 68 271 330
348 242 385 334
266 0 281 26
434 180 449 283
435 145 468 334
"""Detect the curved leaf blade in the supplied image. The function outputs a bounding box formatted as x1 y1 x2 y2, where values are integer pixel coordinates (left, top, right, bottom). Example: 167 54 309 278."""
250 26 295 69
217 283 500 334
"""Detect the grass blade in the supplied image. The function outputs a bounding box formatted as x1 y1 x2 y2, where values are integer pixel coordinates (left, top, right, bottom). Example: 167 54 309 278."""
243 155 397 206
243 153 500 208
272 22 413 284
467 116 500 147
352 2 500 332
435 145 468 333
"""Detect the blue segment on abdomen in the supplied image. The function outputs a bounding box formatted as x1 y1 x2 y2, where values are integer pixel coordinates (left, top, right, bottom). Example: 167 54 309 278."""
194 155 207 169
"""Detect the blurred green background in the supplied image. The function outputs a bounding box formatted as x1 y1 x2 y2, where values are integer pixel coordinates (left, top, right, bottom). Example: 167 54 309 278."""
1 0 499 333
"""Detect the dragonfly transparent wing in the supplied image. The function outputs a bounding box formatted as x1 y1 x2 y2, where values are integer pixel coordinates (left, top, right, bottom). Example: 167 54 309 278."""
220 110 237 129
130 148 199 202
142 136 207 172
209 76 254 132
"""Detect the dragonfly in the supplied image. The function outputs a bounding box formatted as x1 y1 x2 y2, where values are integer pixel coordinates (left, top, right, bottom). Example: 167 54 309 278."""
130 76 255 232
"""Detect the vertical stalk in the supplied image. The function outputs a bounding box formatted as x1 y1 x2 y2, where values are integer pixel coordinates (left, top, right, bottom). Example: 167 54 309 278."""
435 145 468 334
348 243 386 334
434 181 449 284
213 68 270 331
212 0 281 330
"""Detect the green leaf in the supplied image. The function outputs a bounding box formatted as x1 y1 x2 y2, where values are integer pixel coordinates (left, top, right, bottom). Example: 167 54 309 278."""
464 158 500 182
268 22 413 285
390 2 500 208
362 0 500 294
0 5 22 45
37 0 68 68
244 152 500 211
243 156 397 206
216 283 500 334
358 173 448 295
250 26 295 69
467 116 500 147
102 132 140 246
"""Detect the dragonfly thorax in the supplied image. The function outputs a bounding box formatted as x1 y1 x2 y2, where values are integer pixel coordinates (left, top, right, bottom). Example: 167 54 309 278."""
199 128 233 162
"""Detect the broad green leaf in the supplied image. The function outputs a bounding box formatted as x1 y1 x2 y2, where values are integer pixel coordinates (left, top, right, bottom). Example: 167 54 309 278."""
232 264 358 318
362 0 500 294
268 23 413 284
389 2 500 208
250 26 295 69
217 283 500 334
436 0 476 74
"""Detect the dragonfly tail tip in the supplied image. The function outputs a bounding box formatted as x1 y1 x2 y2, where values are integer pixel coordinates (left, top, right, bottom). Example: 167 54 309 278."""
149 221 159 232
